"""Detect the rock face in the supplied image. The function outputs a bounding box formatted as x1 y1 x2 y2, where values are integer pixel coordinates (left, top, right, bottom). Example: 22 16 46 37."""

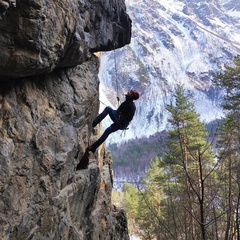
0 0 131 79
0 0 131 239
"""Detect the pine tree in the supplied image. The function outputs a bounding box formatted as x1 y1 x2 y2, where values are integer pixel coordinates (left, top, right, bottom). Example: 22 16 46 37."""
129 84 216 239
213 55 240 239
136 157 166 240
122 182 139 236
163 84 215 239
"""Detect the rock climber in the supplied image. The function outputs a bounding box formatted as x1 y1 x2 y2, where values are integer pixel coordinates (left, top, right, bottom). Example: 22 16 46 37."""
87 90 140 153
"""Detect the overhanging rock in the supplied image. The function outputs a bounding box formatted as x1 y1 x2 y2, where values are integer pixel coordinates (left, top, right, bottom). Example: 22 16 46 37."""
0 0 131 80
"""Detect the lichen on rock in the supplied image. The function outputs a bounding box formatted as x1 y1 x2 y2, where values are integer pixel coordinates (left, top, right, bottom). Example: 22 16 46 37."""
0 0 131 239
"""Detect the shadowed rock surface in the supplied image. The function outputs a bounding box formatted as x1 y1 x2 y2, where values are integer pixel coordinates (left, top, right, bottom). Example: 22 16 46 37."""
0 0 131 79
0 0 131 239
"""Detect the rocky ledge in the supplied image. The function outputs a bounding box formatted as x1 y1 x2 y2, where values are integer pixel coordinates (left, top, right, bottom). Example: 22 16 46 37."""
0 0 131 239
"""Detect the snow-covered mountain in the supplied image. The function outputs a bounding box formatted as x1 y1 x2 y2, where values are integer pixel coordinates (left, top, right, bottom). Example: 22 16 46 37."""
98 0 240 145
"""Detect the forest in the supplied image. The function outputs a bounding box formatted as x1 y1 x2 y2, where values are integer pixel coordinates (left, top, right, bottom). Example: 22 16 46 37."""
112 56 240 240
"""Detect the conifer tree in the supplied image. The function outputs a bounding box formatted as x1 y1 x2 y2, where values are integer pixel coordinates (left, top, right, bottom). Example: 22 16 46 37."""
163 84 215 239
213 55 240 239
128 85 216 239
122 182 139 236
120 57 240 239
136 157 167 240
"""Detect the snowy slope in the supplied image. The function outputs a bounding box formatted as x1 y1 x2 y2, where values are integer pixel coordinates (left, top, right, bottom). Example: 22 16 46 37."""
98 0 240 145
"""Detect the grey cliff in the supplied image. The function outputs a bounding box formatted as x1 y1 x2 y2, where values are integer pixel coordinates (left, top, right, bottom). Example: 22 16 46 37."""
0 0 131 79
0 0 131 239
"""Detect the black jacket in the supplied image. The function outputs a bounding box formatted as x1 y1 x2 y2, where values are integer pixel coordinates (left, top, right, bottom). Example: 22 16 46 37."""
116 99 136 125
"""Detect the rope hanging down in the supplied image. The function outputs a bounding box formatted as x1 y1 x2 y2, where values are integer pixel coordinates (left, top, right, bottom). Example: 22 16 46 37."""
113 44 128 135
113 43 120 106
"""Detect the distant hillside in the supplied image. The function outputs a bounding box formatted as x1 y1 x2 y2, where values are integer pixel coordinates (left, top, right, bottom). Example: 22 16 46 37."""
109 131 167 189
110 119 221 189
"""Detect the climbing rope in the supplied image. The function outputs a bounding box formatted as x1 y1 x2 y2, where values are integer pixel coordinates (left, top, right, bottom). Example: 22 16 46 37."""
113 43 120 106
99 99 108 107
113 43 134 135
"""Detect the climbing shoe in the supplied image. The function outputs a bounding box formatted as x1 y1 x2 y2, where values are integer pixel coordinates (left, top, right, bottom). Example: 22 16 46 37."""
87 146 96 153
76 151 89 170
92 114 103 128
92 119 98 128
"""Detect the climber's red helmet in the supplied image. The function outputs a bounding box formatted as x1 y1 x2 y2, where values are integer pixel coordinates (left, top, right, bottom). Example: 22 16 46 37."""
126 90 140 100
